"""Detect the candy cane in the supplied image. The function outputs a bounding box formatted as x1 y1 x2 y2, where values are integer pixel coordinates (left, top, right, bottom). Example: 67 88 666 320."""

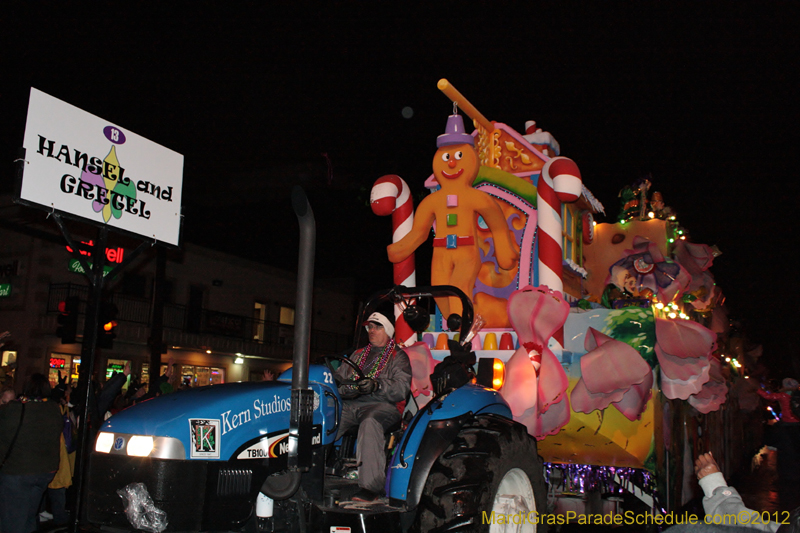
371 175 416 347
537 156 582 348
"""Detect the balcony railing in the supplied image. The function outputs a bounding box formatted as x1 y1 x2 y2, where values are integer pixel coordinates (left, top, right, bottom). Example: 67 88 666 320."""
48 282 352 358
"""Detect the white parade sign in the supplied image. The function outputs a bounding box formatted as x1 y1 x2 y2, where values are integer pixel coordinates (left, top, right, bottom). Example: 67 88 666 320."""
19 88 184 247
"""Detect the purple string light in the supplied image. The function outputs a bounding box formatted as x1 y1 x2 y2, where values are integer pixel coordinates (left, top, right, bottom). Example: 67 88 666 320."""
543 462 664 514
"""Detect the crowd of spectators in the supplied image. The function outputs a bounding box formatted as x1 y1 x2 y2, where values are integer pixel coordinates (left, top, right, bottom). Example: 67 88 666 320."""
0 321 289 533
0 355 183 533
0 373 63 533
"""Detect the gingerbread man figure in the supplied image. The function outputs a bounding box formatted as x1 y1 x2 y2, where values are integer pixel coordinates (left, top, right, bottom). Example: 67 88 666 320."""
388 114 519 323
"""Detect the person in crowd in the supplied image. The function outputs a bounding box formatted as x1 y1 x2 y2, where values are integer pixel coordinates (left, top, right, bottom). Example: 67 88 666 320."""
0 386 15 405
71 362 131 440
41 373 75 526
757 378 800 511
118 378 147 409
696 451 781 532
168 362 182 392
664 452 799 533
131 382 150 403
134 358 175 403
108 376 147 418
758 379 800 424
334 311 411 502
0 332 13 393
0 373 64 533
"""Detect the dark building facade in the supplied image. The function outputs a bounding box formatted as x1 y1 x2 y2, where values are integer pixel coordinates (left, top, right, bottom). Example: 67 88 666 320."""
0 195 357 391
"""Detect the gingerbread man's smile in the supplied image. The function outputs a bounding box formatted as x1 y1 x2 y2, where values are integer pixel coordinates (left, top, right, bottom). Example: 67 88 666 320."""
440 168 464 179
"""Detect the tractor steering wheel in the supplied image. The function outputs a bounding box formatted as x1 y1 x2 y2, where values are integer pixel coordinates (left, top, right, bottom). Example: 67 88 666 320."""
323 354 366 387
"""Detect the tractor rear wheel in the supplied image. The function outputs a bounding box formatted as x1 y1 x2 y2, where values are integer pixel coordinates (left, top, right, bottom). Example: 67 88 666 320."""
415 414 547 533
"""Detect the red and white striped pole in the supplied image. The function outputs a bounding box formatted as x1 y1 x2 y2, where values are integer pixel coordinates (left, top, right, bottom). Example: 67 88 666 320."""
537 156 582 347
371 175 416 347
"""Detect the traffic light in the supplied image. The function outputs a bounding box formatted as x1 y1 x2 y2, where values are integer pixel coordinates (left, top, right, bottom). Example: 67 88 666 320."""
56 296 79 344
97 301 118 349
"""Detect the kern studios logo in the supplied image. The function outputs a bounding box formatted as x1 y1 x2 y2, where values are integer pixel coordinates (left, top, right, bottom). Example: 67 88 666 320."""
189 419 221 459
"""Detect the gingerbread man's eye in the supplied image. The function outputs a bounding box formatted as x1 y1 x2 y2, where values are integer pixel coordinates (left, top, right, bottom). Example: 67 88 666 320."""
441 153 451 162
455 151 463 160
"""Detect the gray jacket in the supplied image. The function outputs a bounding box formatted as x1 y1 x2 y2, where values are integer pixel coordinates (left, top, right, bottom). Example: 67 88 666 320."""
335 344 411 404
699 472 780 532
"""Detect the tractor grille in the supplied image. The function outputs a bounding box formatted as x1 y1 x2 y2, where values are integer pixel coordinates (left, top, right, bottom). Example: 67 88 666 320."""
217 468 252 496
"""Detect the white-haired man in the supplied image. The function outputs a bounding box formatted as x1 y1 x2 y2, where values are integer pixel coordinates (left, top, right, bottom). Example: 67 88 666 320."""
334 311 411 502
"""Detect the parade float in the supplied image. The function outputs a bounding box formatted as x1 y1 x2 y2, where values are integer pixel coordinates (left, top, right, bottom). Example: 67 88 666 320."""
371 80 756 518
77 81 761 533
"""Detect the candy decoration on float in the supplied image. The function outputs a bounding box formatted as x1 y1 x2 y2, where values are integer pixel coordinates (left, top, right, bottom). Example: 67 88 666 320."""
499 332 515 350
435 333 449 350
536 156 582 348
483 332 498 350
371 174 417 347
422 333 435 349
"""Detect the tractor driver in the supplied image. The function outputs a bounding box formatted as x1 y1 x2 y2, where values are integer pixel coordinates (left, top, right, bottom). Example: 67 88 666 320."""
334 311 411 502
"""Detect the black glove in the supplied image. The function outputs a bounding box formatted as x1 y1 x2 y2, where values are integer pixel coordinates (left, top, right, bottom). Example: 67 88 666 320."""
357 378 378 395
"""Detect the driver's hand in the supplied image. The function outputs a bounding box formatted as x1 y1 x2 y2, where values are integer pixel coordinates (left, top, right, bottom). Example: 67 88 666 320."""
357 378 378 395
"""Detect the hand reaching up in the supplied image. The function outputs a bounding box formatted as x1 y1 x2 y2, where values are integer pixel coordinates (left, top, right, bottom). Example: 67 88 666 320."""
695 452 720 480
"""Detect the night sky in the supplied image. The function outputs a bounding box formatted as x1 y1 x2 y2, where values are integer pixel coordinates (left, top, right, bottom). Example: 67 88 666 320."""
3 3 797 374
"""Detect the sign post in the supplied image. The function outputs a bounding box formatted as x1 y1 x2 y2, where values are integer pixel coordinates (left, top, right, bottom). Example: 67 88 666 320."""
14 88 185 533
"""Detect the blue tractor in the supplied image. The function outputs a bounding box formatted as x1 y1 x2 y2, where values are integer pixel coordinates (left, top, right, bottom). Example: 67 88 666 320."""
85 189 546 532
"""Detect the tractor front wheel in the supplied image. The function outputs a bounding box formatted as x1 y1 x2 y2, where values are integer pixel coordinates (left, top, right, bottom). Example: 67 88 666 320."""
415 414 547 533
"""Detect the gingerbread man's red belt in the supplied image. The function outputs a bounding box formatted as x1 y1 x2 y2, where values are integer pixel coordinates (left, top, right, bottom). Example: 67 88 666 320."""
432 235 475 249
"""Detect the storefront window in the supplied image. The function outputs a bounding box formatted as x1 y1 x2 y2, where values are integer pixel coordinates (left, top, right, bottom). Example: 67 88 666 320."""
194 366 225 386
48 353 73 387
141 363 172 389
181 365 195 388
106 359 127 379
71 358 80 383
48 353 80 386
195 366 210 386
209 367 224 385
104 359 130 392
2 351 17 366
140 363 226 388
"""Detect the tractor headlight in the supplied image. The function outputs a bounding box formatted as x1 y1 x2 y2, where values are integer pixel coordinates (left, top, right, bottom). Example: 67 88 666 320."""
127 436 155 457
95 432 115 453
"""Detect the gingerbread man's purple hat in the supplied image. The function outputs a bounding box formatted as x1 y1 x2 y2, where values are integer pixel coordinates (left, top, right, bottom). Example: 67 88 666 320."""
437 114 474 148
